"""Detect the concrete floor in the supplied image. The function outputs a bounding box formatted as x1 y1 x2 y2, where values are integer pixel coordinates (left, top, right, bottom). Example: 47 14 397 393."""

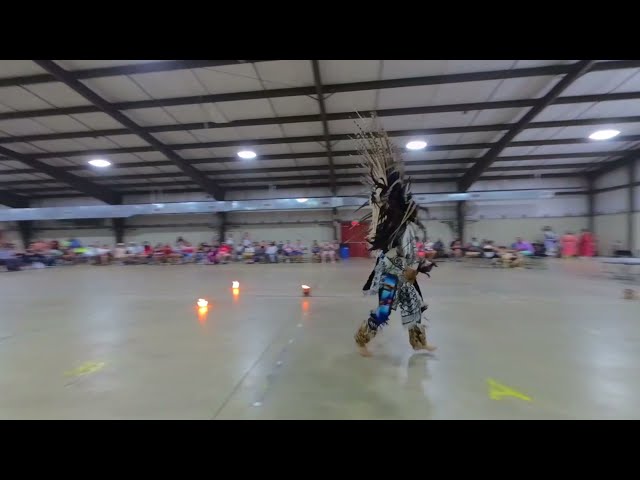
1 258 639 419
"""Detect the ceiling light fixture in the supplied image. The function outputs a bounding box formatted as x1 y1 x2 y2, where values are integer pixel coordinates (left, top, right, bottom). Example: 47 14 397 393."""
405 140 427 150
88 159 111 168
588 129 620 141
237 150 257 159
296 198 309 203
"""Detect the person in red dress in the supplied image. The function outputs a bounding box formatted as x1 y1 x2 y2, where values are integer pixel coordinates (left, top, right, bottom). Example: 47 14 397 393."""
560 232 578 258
578 229 596 257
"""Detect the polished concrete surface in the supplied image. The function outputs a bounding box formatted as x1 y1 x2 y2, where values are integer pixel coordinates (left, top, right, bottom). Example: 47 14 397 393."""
1 259 639 419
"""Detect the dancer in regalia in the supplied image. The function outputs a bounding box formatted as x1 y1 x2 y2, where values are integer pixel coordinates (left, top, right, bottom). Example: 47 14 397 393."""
352 117 437 356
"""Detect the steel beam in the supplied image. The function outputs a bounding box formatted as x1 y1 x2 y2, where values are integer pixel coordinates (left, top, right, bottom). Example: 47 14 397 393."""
33 60 225 201
0 145 121 204
628 162 636 253
0 150 622 176
5 131 639 163
0 161 592 188
112 218 126 244
0 190 29 208
587 176 595 232
458 60 595 191
311 60 337 195
4 108 640 147
1 61 638 122
0 60 274 88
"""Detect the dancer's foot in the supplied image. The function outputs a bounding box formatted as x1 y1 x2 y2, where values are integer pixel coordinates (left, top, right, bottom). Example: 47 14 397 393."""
357 345 373 357
412 343 437 353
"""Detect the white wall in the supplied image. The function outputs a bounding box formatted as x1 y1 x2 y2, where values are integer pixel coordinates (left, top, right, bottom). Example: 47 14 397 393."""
594 214 628 255
227 211 335 245
592 163 635 253
595 189 629 215
0 222 20 247
31 228 115 246
127 214 220 245
2 180 596 250
467 217 589 246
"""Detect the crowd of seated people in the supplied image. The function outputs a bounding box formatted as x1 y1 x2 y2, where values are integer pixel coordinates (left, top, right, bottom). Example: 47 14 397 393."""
2 232 343 272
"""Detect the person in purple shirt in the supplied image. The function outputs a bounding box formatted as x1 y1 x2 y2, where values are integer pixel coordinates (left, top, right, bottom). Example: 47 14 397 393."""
512 237 534 255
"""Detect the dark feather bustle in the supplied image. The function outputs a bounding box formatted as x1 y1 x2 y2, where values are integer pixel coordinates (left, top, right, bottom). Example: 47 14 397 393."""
353 114 425 252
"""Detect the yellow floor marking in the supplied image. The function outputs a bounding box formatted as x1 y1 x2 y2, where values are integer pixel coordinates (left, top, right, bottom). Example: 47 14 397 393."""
64 361 105 377
487 378 532 402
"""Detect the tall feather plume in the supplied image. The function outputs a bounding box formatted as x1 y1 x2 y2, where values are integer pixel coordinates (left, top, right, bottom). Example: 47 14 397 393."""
351 113 424 252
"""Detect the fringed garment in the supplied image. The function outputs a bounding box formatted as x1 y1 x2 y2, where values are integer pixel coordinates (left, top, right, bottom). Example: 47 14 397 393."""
352 115 436 349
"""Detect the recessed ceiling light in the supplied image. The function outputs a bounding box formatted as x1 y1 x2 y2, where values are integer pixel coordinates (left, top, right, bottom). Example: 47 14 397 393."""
405 140 427 150
88 159 111 168
237 150 257 159
588 129 620 141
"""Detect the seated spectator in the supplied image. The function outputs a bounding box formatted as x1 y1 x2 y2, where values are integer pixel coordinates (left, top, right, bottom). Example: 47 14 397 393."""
282 241 293 262
450 239 463 260
217 243 232 264
311 240 321 262
140 241 154 263
0 243 22 271
180 241 195 263
243 243 255 263
511 237 534 256
235 243 245 262
265 242 278 263
415 237 425 258
532 241 546 257
291 240 306 262
114 243 128 263
482 240 498 259
254 242 266 263
321 241 336 263
466 237 482 253
424 238 436 260
433 239 446 258
94 244 112 265
23 240 56 267
207 244 219 264
195 243 208 264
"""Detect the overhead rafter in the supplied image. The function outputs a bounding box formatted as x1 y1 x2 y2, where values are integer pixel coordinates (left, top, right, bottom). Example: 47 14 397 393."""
311 60 337 195
10 169 585 195
458 60 596 192
4 130 639 163
2 61 638 122
585 149 640 178
0 150 624 178
0 144 121 204
0 60 275 88
0 189 29 208
4 108 640 146
32 60 225 201
0 161 595 189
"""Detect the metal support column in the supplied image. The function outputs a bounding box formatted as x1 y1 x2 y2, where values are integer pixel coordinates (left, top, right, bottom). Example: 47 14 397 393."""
112 218 126 244
587 176 595 233
17 221 33 248
456 201 465 242
628 162 636 253
217 212 227 244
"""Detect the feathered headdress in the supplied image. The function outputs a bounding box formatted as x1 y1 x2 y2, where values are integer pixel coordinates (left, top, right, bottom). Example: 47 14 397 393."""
353 115 424 252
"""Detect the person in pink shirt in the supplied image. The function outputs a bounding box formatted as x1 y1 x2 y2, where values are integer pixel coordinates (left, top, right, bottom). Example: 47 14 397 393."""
561 231 578 258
